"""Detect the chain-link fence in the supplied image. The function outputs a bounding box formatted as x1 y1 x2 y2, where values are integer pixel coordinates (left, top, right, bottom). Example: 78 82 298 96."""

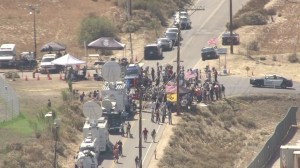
0 76 20 123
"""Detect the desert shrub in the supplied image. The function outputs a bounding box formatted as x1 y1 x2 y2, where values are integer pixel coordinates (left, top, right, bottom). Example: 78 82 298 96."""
237 117 256 129
288 53 299 63
132 0 167 26
78 13 118 45
259 56 266 61
265 8 277 15
247 40 260 51
240 11 268 25
272 55 277 61
278 13 282 17
4 71 20 79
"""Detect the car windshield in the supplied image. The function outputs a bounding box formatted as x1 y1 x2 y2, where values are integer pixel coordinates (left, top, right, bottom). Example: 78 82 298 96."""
167 29 178 33
41 58 55 62
80 147 95 152
0 51 13 56
159 39 169 43
202 48 215 52
126 67 139 76
166 33 177 39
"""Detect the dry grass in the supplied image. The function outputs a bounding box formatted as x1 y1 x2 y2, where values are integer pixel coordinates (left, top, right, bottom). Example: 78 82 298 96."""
159 94 300 168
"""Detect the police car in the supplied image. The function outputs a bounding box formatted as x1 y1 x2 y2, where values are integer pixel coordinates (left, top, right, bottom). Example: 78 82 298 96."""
250 74 293 89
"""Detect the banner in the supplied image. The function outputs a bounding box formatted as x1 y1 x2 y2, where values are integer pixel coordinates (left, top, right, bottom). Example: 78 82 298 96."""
167 94 177 102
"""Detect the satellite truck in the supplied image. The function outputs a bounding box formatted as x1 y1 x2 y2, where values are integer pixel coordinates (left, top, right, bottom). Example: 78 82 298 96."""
0 44 37 69
75 101 109 168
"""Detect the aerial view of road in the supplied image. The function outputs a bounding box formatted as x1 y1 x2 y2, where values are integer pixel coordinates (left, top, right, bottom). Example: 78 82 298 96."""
97 0 300 168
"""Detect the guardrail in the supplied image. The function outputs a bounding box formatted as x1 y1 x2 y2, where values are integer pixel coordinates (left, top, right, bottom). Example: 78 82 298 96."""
248 106 298 168
0 76 20 123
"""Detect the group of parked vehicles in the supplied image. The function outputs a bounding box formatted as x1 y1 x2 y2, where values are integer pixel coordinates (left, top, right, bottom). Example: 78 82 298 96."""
144 10 190 60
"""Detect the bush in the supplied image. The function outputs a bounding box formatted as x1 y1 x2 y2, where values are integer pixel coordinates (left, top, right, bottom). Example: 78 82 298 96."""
132 0 168 26
4 71 20 79
265 8 277 16
237 117 256 129
240 11 268 25
247 40 260 51
78 13 118 45
288 53 299 63
259 56 266 61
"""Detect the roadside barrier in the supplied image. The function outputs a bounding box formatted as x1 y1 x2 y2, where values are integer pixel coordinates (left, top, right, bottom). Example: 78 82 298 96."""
248 107 298 168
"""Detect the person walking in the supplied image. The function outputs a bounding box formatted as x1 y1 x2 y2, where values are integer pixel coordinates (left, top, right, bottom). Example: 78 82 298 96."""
155 110 160 124
135 156 140 168
120 123 125 137
151 129 156 142
126 122 131 138
168 111 172 125
113 146 119 163
221 84 226 98
143 128 149 142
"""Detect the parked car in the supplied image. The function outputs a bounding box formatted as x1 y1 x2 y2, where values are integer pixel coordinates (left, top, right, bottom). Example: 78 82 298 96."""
39 54 63 73
165 32 179 46
222 32 240 45
250 74 293 89
201 47 219 61
144 44 163 60
174 16 192 29
157 38 173 51
165 27 183 41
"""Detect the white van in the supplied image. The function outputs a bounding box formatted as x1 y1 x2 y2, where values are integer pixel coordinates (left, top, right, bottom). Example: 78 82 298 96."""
39 54 62 73
0 44 16 67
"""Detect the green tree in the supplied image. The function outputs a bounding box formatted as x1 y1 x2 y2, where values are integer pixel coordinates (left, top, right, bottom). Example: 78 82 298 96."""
78 13 118 45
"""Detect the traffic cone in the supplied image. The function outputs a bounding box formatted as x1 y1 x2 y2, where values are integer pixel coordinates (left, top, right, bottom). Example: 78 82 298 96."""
88 72 91 78
135 56 138 62
59 73 63 80
25 75 28 81
37 74 40 80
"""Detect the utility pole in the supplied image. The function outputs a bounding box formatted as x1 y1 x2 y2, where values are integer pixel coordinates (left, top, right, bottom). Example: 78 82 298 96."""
229 0 234 54
175 6 205 115
138 88 142 168
128 0 134 63
176 24 181 116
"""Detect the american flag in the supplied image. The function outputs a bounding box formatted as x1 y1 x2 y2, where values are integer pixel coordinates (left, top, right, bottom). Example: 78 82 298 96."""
207 37 218 46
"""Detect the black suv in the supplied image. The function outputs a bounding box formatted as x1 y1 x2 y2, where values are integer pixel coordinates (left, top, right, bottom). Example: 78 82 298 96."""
222 32 240 45
144 44 163 60
201 47 219 61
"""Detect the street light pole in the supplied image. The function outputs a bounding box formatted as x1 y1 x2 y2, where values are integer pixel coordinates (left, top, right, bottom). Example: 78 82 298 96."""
29 5 38 60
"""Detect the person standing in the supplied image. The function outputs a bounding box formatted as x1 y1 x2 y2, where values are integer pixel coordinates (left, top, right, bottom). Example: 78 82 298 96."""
117 140 123 157
155 110 160 124
120 123 125 137
221 84 226 98
126 122 131 138
135 156 139 168
47 99 51 108
168 111 172 125
151 129 156 142
143 128 149 142
151 68 155 82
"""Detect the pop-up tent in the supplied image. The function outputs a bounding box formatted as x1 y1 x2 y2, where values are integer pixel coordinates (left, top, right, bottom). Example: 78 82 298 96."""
41 41 66 52
51 53 85 66
87 37 125 50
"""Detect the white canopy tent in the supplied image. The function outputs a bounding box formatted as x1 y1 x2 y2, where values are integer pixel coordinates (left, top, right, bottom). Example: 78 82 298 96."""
51 53 86 66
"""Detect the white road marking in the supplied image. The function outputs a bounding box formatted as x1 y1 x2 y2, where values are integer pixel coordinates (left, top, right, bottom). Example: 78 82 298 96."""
142 124 162 164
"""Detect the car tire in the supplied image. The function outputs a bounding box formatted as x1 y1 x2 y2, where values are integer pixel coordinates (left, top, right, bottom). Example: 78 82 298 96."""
281 83 287 89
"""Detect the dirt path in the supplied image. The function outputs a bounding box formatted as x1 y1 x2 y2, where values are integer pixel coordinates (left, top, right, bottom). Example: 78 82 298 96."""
147 114 181 168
